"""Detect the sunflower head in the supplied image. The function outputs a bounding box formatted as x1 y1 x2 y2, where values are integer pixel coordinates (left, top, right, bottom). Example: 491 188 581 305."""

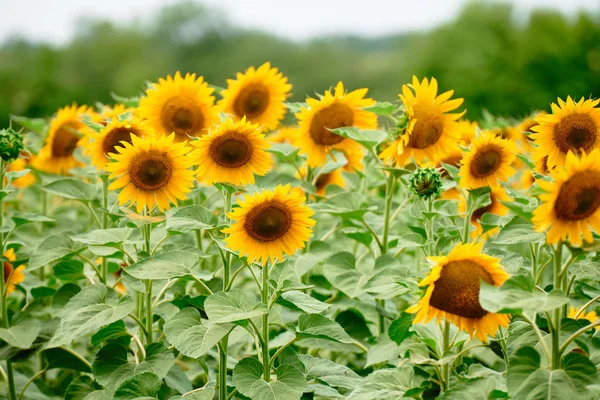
533 149 600 247
460 187 511 239
85 118 151 170
7 155 35 189
379 76 465 166
568 306 599 329
32 104 93 175
268 126 298 144
409 167 443 200
456 120 478 145
191 117 273 186
219 63 291 132
532 97 600 169
139 72 219 142
517 112 545 145
458 130 517 189
294 82 377 167
3 248 25 296
106 134 196 213
406 242 510 342
223 184 315 264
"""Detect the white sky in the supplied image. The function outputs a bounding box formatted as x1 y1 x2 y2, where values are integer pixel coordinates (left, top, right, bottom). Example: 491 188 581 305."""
1 0 598 44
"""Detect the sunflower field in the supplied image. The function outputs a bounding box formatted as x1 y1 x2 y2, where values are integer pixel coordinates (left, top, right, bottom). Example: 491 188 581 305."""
1 63 600 400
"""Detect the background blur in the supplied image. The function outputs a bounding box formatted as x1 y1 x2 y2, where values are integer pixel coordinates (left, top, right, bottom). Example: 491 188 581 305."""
1 0 599 127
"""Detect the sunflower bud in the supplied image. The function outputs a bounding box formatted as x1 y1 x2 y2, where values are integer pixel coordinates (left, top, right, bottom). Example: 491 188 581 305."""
0 128 24 162
409 167 442 200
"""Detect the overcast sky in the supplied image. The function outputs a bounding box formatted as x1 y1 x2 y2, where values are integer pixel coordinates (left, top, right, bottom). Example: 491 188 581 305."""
1 0 598 44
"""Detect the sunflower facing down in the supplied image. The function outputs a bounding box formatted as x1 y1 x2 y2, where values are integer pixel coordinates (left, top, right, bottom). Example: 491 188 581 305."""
406 242 510 342
223 184 315 264
294 82 377 167
33 104 93 175
85 118 151 170
379 76 465 166
106 134 196 213
219 62 291 132
531 96 600 169
533 149 600 247
459 130 517 189
191 117 272 186
460 187 511 239
138 72 220 142
3 248 25 296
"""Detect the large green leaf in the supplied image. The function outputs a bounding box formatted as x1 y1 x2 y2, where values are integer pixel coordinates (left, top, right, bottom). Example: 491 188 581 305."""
494 217 545 245
233 357 306 400
166 205 218 233
438 377 498 399
296 314 354 344
347 366 415 400
29 233 83 271
508 346 598 400
388 312 414 346
164 308 232 359
0 318 40 348
70 228 139 246
298 354 362 390
323 252 369 298
168 387 215 400
328 127 388 150
310 192 377 220
42 178 97 201
480 275 569 314
204 289 268 323
47 284 134 348
10 212 54 227
113 372 162 400
124 251 212 281
278 291 330 313
64 376 100 400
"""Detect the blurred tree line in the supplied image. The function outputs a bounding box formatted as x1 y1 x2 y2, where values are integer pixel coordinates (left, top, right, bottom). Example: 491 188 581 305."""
1 1 599 127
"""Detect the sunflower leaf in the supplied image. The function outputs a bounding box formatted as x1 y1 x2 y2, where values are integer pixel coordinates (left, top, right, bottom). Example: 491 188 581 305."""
0 318 40 349
123 251 213 281
165 205 218 233
328 127 388 150
204 289 268 323
233 357 306 400
493 216 545 244
346 366 416 400
41 178 97 201
29 233 84 271
297 314 354 344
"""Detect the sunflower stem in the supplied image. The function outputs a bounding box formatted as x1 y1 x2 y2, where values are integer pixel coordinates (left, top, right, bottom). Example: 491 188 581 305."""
100 174 109 284
377 173 395 335
441 321 451 392
142 208 153 346
551 243 563 369
262 262 270 381
462 190 471 244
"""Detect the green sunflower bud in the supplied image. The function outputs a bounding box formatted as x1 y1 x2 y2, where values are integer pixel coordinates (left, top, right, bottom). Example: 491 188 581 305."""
409 167 443 200
0 128 24 162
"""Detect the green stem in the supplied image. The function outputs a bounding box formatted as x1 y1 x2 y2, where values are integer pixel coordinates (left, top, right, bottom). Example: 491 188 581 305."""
145 280 153 345
574 295 600 319
381 174 395 254
558 319 600 355
218 340 229 400
17 367 47 400
270 337 297 370
100 175 109 283
441 321 451 392
262 263 270 381
462 190 471 244
551 243 562 369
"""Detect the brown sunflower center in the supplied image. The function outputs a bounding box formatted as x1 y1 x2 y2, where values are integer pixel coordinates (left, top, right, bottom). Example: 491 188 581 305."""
554 171 600 221
309 103 354 146
553 113 597 154
471 193 497 222
429 259 494 319
209 132 253 168
52 123 81 158
233 83 270 119
315 173 331 191
539 156 549 174
469 145 503 178
103 127 138 155
3 262 13 284
161 101 204 138
408 104 444 149
244 200 292 242
129 151 173 191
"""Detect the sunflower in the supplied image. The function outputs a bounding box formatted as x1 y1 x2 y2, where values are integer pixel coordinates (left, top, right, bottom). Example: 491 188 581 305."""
406 242 510 342
339 146 364 172
379 76 465 166
516 112 545 146
294 82 376 167
138 72 219 141
531 97 600 169
3 248 25 296
191 117 272 186
7 155 35 188
460 187 511 239
458 130 517 189
456 120 478 145
223 184 315 264
268 126 298 144
218 62 291 132
99 104 135 123
106 134 196 213
32 104 93 175
85 118 152 170
568 306 598 329
532 149 600 247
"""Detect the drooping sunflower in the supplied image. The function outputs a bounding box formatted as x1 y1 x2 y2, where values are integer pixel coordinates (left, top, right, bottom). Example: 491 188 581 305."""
223 184 315 264
219 62 291 132
379 76 465 166
191 117 272 186
406 242 510 342
7 155 35 188
106 134 196 213
568 306 598 329
32 104 93 175
294 82 377 167
532 149 600 247
460 187 511 239
531 96 600 169
458 130 517 189
138 72 219 141
85 118 152 170
3 248 25 296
